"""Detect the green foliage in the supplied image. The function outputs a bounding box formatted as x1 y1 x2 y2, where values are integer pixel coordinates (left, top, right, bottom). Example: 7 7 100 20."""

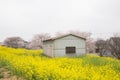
0 74 3 78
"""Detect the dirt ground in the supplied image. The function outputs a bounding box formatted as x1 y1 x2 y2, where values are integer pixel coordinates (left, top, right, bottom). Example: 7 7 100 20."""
0 67 24 80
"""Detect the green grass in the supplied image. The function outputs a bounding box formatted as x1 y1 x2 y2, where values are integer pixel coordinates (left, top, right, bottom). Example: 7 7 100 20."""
0 74 3 78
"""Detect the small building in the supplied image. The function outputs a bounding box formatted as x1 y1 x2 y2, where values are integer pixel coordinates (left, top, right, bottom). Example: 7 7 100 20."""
43 34 86 57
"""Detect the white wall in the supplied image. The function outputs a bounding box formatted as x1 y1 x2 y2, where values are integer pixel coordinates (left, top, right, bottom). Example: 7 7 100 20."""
43 41 53 57
53 35 86 57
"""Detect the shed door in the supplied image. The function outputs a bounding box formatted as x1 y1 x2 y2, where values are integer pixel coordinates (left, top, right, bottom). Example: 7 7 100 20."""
66 47 76 54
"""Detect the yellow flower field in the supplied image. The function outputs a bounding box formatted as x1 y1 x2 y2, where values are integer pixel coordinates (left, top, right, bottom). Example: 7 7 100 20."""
0 46 120 80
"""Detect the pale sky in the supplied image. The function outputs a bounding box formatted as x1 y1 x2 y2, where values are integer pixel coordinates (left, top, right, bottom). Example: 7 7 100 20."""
0 0 120 41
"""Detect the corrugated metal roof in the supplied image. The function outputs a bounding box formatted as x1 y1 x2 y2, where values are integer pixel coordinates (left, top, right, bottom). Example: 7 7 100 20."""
43 33 86 42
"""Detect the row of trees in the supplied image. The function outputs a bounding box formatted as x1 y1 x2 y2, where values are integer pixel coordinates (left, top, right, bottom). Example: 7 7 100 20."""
3 33 51 49
2 31 95 53
95 36 120 59
2 31 120 59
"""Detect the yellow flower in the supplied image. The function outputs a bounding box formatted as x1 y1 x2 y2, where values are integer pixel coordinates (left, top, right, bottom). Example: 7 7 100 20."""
0 46 120 80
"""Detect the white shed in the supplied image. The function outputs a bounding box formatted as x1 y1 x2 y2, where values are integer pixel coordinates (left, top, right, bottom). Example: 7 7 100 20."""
43 34 86 57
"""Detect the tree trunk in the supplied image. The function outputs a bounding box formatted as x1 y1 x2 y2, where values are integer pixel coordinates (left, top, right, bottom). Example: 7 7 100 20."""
99 52 103 57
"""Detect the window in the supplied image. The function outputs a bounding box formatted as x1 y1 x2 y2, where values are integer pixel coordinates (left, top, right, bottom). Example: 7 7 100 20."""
66 47 76 54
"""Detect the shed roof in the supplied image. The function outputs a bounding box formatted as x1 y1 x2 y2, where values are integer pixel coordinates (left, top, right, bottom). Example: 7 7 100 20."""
43 33 86 42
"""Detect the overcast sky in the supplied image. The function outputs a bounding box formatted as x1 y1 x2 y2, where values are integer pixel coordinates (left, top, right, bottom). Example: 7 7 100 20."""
0 0 120 41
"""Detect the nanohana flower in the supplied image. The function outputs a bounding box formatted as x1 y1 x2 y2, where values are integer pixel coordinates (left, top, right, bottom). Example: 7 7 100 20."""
0 46 120 80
